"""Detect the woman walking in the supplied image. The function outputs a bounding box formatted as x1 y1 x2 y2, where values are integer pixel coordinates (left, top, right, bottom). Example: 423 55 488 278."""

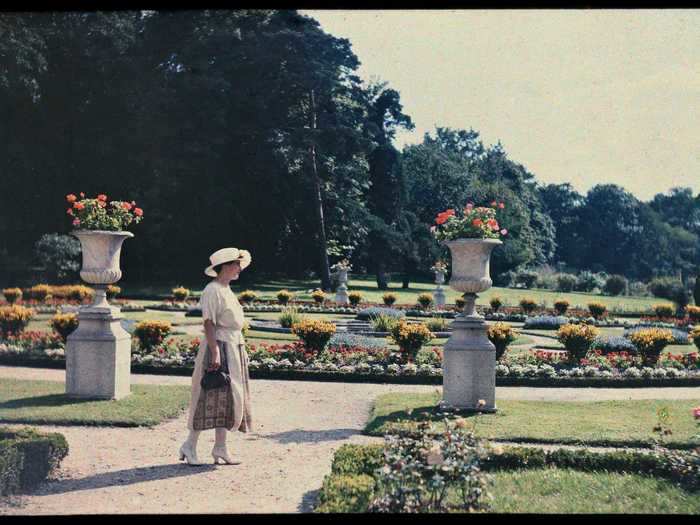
179 247 253 465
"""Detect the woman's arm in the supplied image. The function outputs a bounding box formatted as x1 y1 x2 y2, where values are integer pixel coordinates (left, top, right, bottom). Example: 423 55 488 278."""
204 318 221 371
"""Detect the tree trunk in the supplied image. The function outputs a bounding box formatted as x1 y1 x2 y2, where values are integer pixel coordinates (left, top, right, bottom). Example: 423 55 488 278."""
375 258 389 290
308 89 332 291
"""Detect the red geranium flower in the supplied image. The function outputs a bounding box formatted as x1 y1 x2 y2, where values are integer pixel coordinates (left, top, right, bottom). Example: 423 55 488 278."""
66 194 77 203
134 208 143 217
73 202 85 210
97 194 108 202
472 218 483 227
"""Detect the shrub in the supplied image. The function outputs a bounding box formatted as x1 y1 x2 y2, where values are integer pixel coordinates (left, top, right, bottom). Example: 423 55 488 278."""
67 285 94 302
487 322 516 361
455 297 465 309
172 286 190 302
316 474 375 513
686 305 700 323
523 315 569 330
106 285 121 300
382 293 397 306
277 290 294 305
587 302 607 319
357 307 405 321
553 299 570 315
628 281 649 297
348 292 363 306
33 232 81 282
0 428 69 496
575 271 605 292
695 274 700 308
238 290 258 303
557 323 600 363
604 274 628 296
26 284 51 302
0 305 35 337
590 335 637 355
50 312 78 342
514 269 538 289
556 273 577 292
519 297 537 315
389 321 433 363
311 289 326 304
330 443 384 476
653 303 675 319
691 327 700 351
2 288 22 304
291 319 336 353
370 313 401 333
627 328 675 366
134 320 172 351
489 296 503 312
624 325 689 346
416 293 433 309
279 306 304 328
649 277 679 299
424 317 449 332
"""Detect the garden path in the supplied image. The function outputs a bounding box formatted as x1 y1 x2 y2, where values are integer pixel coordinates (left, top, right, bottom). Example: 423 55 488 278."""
0 365 698 514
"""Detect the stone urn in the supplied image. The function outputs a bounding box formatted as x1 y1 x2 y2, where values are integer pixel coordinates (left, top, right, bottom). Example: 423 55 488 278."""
335 269 349 305
433 269 446 308
66 230 134 400
441 238 502 412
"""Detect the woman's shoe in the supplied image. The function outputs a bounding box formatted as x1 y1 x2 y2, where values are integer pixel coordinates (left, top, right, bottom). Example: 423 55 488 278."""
212 446 241 465
179 442 205 466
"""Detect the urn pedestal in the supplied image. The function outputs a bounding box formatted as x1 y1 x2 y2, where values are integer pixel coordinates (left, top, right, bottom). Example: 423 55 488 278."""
66 230 133 400
433 270 446 308
334 269 349 305
440 238 501 413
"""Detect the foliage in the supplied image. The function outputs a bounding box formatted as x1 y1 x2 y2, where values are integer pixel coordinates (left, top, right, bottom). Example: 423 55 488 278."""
553 299 570 315
557 323 600 363
650 277 691 312
556 273 577 292
488 322 516 361
587 302 607 319
171 286 190 301
276 289 294 305
416 293 433 309
348 291 363 306
32 233 81 282
106 284 121 300
489 296 502 312
357 307 405 321
291 318 336 353
653 304 676 319
523 315 569 330
238 290 258 303
25 284 51 301
49 312 78 342
316 474 376 513
575 271 606 292
519 297 537 315
627 328 675 366
604 274 628 296
455 297 465 309
624 325 690 346
0 305 35 337
133 320 172 351
278 306 304 329
514 270 538 289
370 313 401 333
2 288 22 304
432 201 507 241
382 293 397 306
389 321 433 363
311 289 326 304
424 317 449 332
65 193 143 231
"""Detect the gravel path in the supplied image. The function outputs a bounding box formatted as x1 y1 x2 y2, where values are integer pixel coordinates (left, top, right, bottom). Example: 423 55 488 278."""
0 365 698 514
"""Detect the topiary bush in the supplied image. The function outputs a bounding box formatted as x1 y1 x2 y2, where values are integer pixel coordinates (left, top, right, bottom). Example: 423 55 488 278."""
238 290 258 304
487 322 516 361
50 312 79 342
653 303 675 319
348 292 363 307
291 318 336 353
277 289 294 305
2 288 22 304
106 285 121 300
382 293 397 306
519 297 538 315
26 284 51 302
603 274 628 296
553 299 570 316
0 305 35 337
172 286 190 302
455 297 465 309
489 296 503 312
389 321 433 363
685 305 700 323
134 320 172 351
626 328 675 366
311 289 326 304
587 302 607 319
416 293 433 309
557 323 600 363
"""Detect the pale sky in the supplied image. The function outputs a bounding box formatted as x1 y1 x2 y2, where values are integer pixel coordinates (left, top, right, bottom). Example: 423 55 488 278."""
303 9 700 201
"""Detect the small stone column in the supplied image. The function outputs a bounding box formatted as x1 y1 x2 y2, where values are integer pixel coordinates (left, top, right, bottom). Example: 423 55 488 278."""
334 269 349 305
433 270 446 309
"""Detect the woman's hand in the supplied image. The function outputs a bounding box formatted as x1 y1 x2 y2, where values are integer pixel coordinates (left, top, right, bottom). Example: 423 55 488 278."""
207 345 221 371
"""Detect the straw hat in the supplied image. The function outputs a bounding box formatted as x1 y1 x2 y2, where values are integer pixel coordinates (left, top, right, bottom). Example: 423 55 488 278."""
204 247 252 277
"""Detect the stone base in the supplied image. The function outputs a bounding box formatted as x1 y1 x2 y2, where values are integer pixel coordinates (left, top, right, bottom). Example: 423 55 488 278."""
434 287 446 307
441 315 496 411
65 308 132 400
335 283 349 305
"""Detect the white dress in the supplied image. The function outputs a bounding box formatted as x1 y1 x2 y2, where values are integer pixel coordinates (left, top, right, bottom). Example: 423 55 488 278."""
186 280 252 432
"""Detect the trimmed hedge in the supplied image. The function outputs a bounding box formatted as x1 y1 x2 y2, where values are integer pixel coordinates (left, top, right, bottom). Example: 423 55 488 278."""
315 474 376 513
0 427 68 495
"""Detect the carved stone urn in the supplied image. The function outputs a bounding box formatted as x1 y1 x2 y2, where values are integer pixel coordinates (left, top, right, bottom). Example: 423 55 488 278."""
441 238 502 412
65 230 134 399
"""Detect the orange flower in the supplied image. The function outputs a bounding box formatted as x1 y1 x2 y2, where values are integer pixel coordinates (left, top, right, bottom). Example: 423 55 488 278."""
445 208 455 216
97 194 108 202
472 218 483 227
134 208 143 217
498 202 505 209
73 202 85 210
66 208 73 216
490 201 497 207
487 219 499 230
66 194 77 203
122 202 132 211
436 215 448 225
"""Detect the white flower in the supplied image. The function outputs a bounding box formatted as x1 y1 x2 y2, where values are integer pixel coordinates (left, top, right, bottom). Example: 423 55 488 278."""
248 360 261 370
402 363 418 375
356 362 371 373
425 443 444 466
623 367 641 378
641 367 655 378
495 364 510 377
387 363 401 375
570 367 584 377
523 364 539 378
310 361 326 371
371 364 386 375
276 358 293 369
598 370 613 378
557 369 571 377
537 364 557 378
652 368 667 379
417 364 434 375
262 357 278 368
325 363 339 372
583 366 598 377
509 365 524 377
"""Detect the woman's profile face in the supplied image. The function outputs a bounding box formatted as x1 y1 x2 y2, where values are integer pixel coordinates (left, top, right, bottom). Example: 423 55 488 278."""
220 260 242 280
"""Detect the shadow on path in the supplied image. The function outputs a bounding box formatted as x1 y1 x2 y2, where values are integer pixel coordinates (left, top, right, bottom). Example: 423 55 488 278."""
262 428 359 444
298 488 320 513
34 463 217 496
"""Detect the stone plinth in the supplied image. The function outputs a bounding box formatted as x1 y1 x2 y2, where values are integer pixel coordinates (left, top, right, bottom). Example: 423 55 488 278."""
65 287 131 399
334 270 349 305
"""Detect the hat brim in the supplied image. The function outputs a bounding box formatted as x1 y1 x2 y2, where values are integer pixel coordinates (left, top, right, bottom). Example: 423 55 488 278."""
204 251 251 277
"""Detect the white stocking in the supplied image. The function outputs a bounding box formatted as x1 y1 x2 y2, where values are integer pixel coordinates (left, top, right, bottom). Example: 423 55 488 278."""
186 430 201 449
214 428 228 449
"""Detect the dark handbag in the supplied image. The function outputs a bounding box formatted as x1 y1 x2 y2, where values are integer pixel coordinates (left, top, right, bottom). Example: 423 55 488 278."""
200 340 231 390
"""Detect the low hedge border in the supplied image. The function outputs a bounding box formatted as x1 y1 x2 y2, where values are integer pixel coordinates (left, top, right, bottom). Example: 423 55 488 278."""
1 354 700 388
0 427 69 496
315 443 698 512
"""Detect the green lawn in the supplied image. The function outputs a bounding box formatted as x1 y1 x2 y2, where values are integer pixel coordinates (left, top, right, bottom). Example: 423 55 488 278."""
365 392 700 449
484 469 700 514
0 378 190 427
